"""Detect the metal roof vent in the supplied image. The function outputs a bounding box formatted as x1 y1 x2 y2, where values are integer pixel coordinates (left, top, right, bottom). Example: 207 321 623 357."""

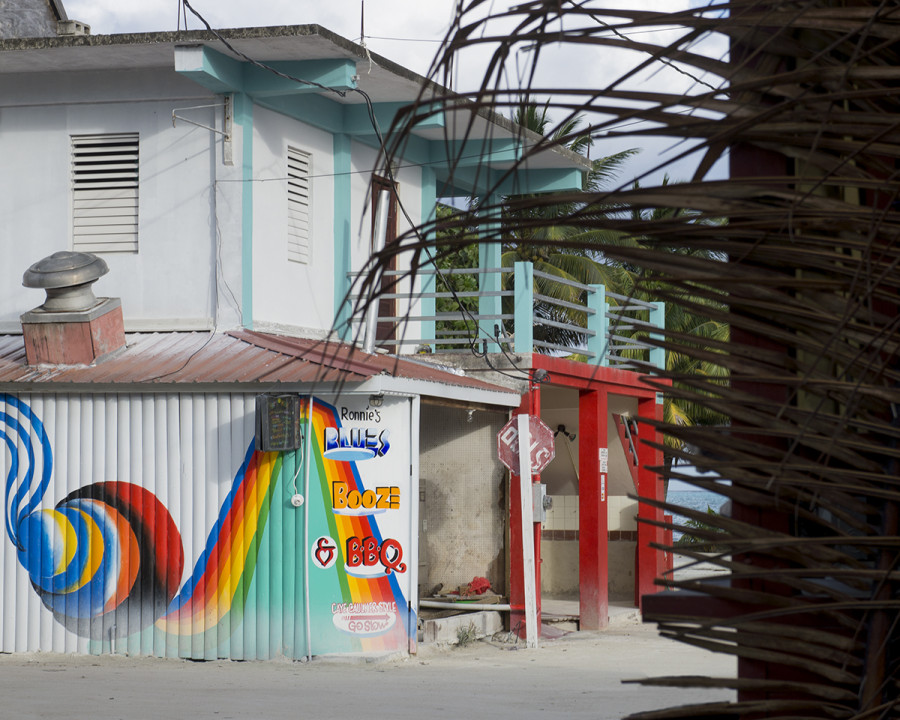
23 251 108 312
20 251 125 366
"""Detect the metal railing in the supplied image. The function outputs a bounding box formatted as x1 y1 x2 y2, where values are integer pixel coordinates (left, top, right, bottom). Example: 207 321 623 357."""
348 261 664 369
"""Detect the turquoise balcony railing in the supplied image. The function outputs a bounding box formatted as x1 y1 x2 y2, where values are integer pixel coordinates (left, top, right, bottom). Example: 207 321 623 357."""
350 261 665 370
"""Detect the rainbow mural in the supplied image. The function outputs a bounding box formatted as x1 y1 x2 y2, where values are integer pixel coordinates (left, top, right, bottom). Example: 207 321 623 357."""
0 393 413 658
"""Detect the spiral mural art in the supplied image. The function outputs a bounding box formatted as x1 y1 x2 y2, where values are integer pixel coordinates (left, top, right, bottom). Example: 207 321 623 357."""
2 395 184 640
0 393 286 647
1 393 412 658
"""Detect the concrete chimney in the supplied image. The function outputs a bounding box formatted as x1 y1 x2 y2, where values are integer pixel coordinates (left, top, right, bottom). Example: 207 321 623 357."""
20 251 125 365
0 0 88 40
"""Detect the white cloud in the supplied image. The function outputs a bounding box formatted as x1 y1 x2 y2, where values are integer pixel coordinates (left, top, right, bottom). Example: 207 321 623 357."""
65 1 711 80
63 0 725 182
65 0 459 73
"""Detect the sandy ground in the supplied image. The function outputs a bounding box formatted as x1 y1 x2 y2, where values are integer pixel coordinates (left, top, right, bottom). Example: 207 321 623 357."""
0 621 735 720
0 557 734 720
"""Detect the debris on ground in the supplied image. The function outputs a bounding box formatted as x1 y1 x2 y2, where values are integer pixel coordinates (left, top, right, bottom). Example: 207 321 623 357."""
447 576 492 597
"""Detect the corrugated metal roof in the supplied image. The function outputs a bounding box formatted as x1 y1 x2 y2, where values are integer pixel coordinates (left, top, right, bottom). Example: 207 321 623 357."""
0 330 506 394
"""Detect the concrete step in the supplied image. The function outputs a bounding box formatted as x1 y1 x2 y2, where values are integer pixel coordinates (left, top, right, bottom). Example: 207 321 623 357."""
419 610 504 645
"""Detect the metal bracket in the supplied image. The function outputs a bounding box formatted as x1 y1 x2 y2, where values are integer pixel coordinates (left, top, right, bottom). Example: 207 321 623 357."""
171 97 234 166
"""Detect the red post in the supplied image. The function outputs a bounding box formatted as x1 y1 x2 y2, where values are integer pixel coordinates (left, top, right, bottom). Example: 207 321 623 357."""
636 396 664 607
579 388 608 630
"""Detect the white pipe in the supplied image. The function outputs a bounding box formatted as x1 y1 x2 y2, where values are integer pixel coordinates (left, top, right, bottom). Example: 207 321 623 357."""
304 395 315 661
419 600 512 611
363 188 391 354
518 413 538 649
409 395 420 648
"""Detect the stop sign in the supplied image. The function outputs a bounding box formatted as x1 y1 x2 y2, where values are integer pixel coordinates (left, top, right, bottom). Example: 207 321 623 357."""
497 415 556 475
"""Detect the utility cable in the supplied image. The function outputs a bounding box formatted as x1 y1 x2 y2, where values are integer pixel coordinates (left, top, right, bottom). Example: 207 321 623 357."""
182 0 348 98
182 0 532 371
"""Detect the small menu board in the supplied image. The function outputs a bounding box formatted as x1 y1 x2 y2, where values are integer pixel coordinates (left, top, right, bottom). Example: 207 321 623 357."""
255 394 304 451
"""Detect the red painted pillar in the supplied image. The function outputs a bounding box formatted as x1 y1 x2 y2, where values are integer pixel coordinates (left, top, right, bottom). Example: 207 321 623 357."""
636 396 664 607
579 388 608 630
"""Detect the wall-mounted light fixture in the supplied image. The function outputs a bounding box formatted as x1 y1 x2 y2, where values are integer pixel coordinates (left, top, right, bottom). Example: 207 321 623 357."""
369 393 384 407
555 424 576 441
532 368 550 383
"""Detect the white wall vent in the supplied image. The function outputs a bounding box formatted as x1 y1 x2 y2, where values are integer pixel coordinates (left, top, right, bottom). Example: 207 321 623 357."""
287 146 311 263
72 133 139 253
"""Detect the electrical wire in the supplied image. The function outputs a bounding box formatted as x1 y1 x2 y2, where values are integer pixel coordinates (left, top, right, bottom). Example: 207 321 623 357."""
180 0 536 376
182 0 347 98
351 85 492 360
290 440 304 494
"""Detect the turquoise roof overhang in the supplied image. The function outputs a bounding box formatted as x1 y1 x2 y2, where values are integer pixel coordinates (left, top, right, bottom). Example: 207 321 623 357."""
174 44 586 197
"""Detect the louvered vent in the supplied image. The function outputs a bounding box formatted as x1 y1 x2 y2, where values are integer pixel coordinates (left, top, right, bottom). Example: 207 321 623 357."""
287 146 311 263
72 133 139 253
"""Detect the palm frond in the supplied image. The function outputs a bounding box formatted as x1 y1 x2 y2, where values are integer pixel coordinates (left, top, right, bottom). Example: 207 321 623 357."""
378 2 900 716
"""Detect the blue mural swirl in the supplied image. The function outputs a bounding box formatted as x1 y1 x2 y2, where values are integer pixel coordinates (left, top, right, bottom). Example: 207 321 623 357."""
1 394 184 639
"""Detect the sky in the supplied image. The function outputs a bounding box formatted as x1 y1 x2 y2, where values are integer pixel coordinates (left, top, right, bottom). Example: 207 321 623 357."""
64 0 728 185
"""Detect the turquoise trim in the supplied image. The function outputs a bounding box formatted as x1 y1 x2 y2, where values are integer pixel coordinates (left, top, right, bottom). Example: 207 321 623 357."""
419 167 437 350
174 47 357 97
431 138 522 168
263 94 345 134
501 167 583 194
174 45 243 93
243 60 357 97
333 133 352 339
513 262 533 354
236 93 254 329
649 301 666 398
587 284 608 366
343 103 445 136
175 46 586 199
437 166 584 197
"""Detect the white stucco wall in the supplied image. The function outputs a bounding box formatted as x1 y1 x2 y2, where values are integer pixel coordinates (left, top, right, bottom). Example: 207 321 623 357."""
0 65 432 342
251 106 336 333
0 68 226 331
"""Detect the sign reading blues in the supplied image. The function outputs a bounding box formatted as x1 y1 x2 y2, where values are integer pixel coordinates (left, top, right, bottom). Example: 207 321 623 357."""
323 427 391 461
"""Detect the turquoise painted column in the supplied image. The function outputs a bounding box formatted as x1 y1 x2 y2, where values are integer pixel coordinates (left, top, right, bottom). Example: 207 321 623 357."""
650 301 665 404
478 194 502 346
649 301 665 372
333 133 352 340
587 284 608 366
235 92 254 329
419 167 437 350
513 261 533 354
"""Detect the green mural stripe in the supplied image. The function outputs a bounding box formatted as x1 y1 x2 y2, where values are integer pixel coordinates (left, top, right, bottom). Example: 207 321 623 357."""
312 442 351 602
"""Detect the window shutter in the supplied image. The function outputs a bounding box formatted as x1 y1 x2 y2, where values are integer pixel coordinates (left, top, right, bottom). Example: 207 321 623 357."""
287 146 311 263
72 133 139 253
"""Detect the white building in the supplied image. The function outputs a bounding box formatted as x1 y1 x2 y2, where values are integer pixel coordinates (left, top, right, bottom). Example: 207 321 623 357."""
0 10 582 343
0 1 664 660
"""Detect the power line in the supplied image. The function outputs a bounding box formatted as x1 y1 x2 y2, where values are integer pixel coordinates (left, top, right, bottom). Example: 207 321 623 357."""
178 0 495 364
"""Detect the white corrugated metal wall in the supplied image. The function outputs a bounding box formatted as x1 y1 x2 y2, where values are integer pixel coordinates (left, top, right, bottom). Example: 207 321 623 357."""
0 391 267 658
1 389 421 659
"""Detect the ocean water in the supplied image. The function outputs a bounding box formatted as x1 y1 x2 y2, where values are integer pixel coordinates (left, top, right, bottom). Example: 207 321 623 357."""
666 489 727 539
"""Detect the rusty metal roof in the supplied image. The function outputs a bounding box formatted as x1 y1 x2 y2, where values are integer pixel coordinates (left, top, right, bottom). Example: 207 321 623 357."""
0 330 508 396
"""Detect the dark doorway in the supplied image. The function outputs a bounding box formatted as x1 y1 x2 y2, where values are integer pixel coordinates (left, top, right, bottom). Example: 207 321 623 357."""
371 175 398 345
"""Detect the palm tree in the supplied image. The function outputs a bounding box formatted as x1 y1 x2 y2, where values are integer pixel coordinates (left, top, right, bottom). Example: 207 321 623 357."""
402 4 900 717
500 108 730 466
498 103 636 348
